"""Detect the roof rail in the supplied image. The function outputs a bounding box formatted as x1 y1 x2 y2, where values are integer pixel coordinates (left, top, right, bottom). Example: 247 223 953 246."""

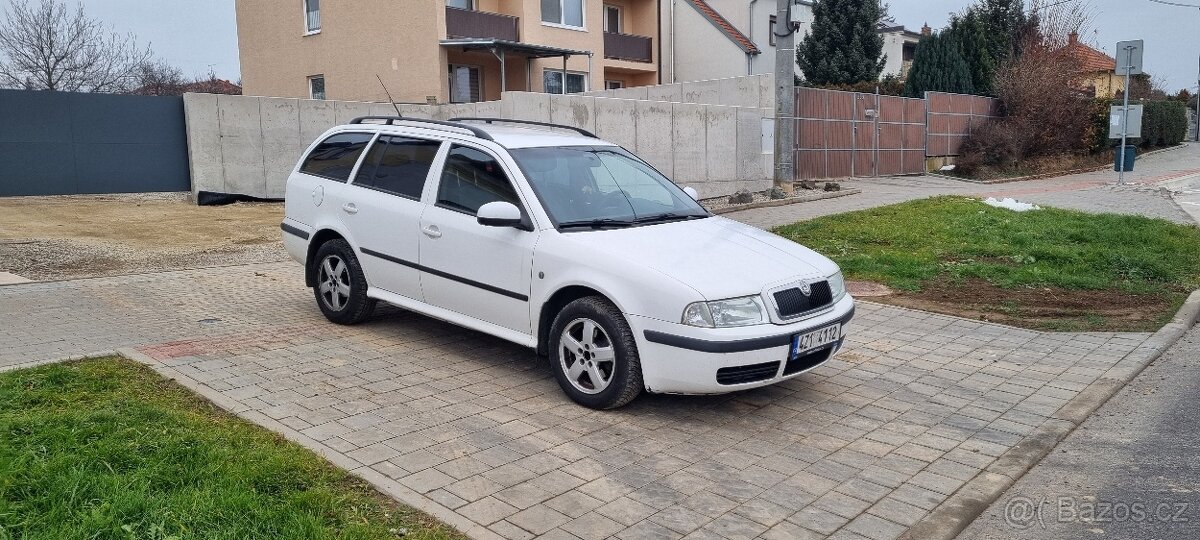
349 116 494 141
449 117 598 139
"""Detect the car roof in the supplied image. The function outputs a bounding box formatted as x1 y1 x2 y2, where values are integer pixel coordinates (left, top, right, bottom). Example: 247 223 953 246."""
343 119 618 149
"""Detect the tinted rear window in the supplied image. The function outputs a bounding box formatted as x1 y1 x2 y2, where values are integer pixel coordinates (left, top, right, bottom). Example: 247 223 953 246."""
300 132 373 182
354 136 441 199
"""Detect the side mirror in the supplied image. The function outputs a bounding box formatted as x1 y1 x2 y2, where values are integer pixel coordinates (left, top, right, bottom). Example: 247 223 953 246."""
477 201 523 228
683 186 700 201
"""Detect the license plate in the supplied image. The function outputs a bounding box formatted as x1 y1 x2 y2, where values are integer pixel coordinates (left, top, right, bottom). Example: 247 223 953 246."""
790 324 841 360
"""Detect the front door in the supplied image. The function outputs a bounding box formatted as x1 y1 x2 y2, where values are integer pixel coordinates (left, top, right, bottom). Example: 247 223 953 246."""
419 143 539 334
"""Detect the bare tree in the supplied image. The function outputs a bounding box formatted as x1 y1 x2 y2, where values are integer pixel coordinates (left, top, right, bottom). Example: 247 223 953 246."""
0 0 151 93
129 60 186 96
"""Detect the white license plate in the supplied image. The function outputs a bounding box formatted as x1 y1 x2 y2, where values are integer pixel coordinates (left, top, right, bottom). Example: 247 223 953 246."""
790 324 841 359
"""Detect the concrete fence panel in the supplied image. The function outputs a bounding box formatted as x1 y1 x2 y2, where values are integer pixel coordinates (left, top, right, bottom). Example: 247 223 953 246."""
182 90 772 202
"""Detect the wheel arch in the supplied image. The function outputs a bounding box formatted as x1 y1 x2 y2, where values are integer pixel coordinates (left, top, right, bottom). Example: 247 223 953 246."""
537 285 615 356
306 229 348 287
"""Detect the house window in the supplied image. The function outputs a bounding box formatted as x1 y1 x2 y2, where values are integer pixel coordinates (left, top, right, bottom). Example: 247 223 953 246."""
603 5 621 32
544 69 587 94
605 80 624 90
308 75 326 100
449 64 482 103
447 0 474 9
542 0 584 28
304 0 320 33
768 15 776 47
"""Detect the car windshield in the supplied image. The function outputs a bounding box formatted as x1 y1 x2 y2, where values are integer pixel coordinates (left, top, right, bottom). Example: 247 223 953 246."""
509 146 709 230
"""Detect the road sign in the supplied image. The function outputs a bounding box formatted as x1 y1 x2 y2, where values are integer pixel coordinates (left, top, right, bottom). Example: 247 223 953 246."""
1116 40 1144 75
1109 104 1143 139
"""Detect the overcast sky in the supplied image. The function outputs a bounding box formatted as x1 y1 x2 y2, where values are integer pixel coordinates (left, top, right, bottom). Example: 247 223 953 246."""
5 0 1197 93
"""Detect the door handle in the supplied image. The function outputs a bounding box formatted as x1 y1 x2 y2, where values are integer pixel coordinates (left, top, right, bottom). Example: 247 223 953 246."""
342 203 358 215
422 225 442 239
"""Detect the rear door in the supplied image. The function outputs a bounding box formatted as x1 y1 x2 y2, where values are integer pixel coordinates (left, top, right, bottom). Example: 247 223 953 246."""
418 143 540 334
343 135 445 301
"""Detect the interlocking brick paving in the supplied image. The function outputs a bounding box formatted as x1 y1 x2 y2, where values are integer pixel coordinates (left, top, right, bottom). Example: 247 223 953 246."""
0 262 1153 539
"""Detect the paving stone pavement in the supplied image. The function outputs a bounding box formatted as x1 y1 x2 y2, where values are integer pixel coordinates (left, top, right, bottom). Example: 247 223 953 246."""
730 143 1200 230
0 262 1155 540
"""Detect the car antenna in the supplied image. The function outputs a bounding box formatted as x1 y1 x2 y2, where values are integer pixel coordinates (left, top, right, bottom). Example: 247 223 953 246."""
376 74 402 116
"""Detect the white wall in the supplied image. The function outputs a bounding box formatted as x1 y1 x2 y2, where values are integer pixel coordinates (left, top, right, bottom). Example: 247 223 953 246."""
584 73 775 109
659 0 811 84
880 30 920 78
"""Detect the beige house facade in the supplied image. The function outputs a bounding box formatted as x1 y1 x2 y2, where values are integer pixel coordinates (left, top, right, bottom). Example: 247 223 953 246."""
236 0 659 104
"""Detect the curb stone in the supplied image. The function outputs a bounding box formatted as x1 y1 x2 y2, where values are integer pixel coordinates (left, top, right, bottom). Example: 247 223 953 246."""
116 347 506 540
926 143 1191 185
896 289 1200 540
711 188 862 215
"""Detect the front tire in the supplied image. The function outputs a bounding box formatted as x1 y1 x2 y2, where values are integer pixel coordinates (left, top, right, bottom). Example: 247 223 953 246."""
549 297 643 409
312 239 375 325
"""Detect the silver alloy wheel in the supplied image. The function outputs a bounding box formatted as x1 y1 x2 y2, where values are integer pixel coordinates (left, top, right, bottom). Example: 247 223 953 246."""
559 317 616 395
317 255 351 312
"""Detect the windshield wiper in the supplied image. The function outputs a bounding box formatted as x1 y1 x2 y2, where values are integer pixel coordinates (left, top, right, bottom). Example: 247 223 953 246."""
633 212 708 224
557 218 635 230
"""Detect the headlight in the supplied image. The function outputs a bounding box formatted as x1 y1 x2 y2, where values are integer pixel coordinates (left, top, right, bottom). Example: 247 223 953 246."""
828 271 847 301
682 295 768 328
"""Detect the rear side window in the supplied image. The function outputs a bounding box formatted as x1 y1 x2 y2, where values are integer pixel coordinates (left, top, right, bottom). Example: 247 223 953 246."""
300 132 373 182
353 136 441 199
436 145 520 215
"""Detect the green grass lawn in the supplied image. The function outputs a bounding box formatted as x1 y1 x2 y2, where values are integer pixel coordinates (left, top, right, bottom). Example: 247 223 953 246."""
774 196 1200 331
0 357 465 540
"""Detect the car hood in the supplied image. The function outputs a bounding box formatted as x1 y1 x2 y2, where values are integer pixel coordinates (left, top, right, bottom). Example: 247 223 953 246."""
560 216 838 300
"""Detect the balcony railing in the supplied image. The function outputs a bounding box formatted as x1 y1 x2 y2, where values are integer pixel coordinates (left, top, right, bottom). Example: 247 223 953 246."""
445 7 519 42
604 31 653 63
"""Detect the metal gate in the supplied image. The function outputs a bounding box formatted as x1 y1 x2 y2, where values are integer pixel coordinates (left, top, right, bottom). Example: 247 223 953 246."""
0 89 190 197
793 87 926 180
925 91 1001 157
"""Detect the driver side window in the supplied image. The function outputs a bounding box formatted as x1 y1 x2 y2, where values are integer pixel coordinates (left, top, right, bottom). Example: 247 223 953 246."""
436 145 520 215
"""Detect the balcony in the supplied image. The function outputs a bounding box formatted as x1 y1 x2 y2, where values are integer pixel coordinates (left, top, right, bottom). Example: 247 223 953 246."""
445 7 519 42
603 31 653 63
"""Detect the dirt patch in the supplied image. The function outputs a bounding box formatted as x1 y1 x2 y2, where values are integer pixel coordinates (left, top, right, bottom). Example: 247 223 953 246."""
861 278 1178 332
0 193 288 281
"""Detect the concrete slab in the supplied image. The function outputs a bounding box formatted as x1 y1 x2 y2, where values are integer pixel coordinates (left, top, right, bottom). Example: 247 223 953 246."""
549 95 596 135
259 98 302 199
645 83 682 103
216 94 267 198
672 103 707 185
704 105 737 185
182 93 223 197
332 101 375 125
681 79 720 106
594 98 637 152
500 92 551 122
634 100 673 177
474 100 502 118
0 272 32 285
299 99 338 144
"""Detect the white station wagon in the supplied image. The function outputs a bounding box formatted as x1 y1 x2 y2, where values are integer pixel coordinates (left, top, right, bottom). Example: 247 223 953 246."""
282 117 855 409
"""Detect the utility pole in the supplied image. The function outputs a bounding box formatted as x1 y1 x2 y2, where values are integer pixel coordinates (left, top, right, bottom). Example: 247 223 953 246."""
772 0 796 193
1195 54 1199 142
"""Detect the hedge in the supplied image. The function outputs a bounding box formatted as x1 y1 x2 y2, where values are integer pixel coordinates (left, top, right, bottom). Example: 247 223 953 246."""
1093 99 1189 150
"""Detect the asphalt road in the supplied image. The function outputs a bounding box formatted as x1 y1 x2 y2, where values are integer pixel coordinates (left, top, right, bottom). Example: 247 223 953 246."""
957 323 1200 540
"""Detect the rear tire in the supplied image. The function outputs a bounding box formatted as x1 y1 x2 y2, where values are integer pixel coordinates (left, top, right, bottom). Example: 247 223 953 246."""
312 239 375 325
549 296 643 409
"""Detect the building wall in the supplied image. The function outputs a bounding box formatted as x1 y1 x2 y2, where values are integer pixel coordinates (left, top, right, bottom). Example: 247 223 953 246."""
880 31 918 78
1083 71 1125 98
238 0 657 103
236 0 448 103
659 0 811 84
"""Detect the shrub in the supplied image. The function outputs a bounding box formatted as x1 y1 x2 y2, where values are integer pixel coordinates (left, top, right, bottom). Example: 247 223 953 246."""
956 41 1092 174
1090 99 1190 149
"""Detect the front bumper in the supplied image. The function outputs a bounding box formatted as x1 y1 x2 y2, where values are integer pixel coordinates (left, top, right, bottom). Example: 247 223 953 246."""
628 294 855 394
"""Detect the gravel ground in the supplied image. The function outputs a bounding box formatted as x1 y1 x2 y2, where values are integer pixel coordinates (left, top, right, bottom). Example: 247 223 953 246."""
0 193 288 281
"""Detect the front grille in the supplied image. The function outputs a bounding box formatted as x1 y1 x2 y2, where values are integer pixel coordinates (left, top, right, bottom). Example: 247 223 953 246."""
773 280 833 319
716 361 780 385
783 346 835 376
